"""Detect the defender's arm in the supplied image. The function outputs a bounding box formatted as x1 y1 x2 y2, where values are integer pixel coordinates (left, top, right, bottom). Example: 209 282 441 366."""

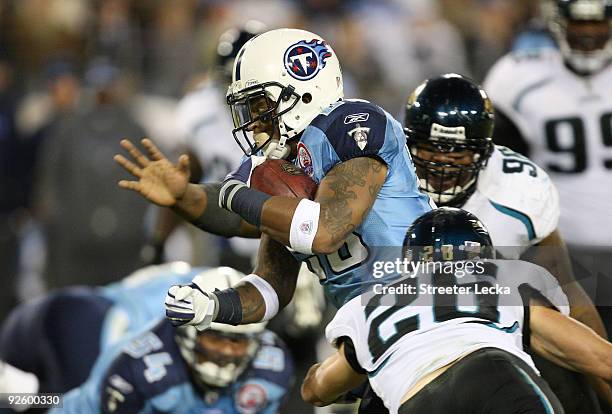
529 229 607 338
301 342 366 407
530 302 612 381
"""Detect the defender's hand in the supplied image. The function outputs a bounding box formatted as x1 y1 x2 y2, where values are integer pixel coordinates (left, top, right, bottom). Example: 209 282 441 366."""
114 138 191 207
165 283 217 331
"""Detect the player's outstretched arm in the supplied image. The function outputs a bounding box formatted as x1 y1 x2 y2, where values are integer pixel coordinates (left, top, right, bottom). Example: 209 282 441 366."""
530 302 612 393
114 138 192 208
115 138 259 238
301 343 365 407
531 229 607 339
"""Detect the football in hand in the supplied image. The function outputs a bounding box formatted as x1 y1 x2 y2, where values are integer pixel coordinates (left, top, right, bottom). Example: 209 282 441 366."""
250 159 317 199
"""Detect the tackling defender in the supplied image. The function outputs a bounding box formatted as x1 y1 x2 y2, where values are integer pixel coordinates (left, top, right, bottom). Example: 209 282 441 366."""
401 72 607 413
301 208 612 414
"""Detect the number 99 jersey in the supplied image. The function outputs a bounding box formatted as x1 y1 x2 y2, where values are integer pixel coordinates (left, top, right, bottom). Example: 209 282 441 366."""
325 259 569 414
484 49 612 247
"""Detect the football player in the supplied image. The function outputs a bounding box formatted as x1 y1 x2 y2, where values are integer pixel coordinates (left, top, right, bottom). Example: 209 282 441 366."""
483 0 612 334
0 262 211 394
115 28 432 325
402 73 607 413
54 269 293 414
301 208 612 414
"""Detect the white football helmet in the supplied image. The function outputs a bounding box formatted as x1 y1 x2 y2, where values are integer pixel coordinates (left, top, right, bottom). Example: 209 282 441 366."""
227 28 344 158
544 0 612 74
174 267 267 388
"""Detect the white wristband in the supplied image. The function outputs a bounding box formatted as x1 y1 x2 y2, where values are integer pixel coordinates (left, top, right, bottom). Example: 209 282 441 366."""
242 274 279 321
289 199 321 255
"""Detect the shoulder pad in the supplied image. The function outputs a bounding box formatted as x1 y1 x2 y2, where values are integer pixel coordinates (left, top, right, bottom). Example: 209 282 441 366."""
496 260 569 315
324 297 359 347
477 146 559 243
484 50 560 114
309 100 388 161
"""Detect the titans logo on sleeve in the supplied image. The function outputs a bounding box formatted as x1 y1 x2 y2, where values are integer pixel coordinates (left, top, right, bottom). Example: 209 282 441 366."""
283 39 332 81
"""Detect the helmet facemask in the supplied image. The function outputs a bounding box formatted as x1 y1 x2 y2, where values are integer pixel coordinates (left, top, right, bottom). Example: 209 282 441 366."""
546 0 612 75
227 81 301 159
176 326 260 389
407 128 493 206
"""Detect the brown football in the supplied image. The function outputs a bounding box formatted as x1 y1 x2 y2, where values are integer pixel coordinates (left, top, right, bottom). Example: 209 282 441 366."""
250 159 318 199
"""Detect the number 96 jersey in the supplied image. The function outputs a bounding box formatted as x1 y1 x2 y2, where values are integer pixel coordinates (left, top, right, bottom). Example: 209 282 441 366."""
484 49 612 247
325 259 569 414
461 145 559 257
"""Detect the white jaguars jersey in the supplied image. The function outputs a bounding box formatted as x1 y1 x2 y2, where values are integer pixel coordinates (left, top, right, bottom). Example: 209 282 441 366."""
176 79 243 183
325 259 569 414
484 49 612 246
176 79 259 256
462 145 559 258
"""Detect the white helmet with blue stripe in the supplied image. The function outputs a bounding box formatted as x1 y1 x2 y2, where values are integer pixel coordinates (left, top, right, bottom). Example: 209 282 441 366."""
227 28 344 158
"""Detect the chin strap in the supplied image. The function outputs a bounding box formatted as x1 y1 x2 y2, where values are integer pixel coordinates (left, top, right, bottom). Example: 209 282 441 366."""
264 139 291 159
257 131 290 159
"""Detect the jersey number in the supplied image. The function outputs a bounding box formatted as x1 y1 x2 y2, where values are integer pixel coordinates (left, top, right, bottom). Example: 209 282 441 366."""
544 112 612 173
499 146 538 176
305 232 368 279
366 263 500 363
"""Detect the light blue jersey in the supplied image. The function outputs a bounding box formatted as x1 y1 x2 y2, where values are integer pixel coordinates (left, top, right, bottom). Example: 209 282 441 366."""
293 99 432 307
98 263 201 348
0 263 205 394
54 321 292 414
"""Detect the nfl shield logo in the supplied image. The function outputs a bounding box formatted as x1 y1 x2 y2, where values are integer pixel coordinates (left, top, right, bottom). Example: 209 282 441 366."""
300 220 313 234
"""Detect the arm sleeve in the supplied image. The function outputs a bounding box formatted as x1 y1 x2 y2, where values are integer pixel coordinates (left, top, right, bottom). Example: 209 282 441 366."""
338 336 366 375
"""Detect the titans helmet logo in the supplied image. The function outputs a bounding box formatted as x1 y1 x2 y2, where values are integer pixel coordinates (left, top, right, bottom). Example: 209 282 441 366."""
284 39 332 81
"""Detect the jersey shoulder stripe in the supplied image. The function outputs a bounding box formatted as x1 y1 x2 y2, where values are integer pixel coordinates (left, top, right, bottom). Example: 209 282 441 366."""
309 99 387 162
